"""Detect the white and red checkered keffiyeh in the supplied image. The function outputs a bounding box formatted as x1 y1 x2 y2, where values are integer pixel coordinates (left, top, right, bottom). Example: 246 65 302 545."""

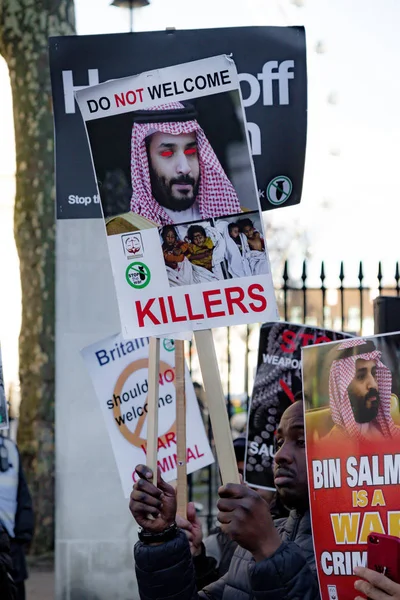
329 338 400 440
130 102 241 225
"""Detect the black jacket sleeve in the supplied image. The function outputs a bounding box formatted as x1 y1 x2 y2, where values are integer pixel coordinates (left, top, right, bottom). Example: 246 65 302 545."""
134 532 320 600
134 530 202 600
192 544 219 590
14 455 34 545
0 526 18 600
249 542 320 600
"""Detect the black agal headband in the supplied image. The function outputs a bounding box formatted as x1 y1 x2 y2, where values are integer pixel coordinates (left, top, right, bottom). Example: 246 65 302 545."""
337 340 377 360
132 105 198 124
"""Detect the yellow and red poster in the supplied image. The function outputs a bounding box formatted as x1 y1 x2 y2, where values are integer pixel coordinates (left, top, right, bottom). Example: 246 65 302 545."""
302 334 400 600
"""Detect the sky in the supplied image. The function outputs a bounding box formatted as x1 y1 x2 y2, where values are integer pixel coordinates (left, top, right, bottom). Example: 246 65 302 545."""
0 0 399 389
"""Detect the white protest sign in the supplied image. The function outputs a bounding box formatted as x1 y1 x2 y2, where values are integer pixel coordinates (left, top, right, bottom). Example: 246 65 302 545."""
81 334 214 497
76 55 278 339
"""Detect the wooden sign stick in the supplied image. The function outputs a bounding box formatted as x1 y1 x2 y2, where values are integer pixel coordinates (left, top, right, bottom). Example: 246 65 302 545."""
146 337 160 485
175 340 187 519
194 329 240 486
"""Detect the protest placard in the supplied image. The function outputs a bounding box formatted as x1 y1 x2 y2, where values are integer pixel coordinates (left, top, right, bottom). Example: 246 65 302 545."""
0 345 9 431
303 333 400 600
81 334 214 498
245 322 351 490
75 55 278 338
49 27 307 219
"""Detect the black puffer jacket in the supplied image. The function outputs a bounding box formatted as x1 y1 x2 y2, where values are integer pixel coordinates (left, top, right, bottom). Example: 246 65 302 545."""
134 510 320 600
0 524 17 600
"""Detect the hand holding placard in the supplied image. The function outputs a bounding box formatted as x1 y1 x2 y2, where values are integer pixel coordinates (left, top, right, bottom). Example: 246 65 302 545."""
130 464 176 533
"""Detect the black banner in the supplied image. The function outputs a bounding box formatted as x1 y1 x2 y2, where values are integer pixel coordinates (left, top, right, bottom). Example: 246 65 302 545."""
245 322 351 490
49 27 307 219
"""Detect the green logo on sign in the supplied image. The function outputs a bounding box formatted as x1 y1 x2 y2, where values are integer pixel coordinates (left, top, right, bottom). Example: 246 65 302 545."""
163 339 175 352
126 262 151 289
266 176 293 206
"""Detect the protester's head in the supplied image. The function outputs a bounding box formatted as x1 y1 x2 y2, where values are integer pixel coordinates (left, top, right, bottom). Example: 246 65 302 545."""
187 225 207 246
161 225 178 249
237 218 255 238
232 435 247 476
273 400 309 511
130 102 241 224
228 222 240 239
328 338 398 439
147 131 200 212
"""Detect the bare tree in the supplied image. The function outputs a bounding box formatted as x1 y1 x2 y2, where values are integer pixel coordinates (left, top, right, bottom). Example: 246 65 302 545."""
0 0 75 553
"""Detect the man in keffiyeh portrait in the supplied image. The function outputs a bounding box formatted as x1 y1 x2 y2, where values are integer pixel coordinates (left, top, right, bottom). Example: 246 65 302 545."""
129 102 244 226
325 338 400 441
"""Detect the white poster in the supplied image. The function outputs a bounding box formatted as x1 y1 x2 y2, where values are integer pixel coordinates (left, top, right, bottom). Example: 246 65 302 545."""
81 334 214 497
76 55 278 339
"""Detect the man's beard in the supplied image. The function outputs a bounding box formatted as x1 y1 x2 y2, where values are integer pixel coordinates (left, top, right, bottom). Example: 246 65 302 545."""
349 388 380 423
149 166 199 212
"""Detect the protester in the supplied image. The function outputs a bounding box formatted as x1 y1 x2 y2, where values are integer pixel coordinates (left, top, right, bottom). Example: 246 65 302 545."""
326 338 400 441
130 400 319 599
0 435 34 600
129 102 243 226
354 566 400 600
0 522 17 600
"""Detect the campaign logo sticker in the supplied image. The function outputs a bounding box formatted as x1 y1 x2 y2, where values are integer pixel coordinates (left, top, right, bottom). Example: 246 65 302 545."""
327 585 338 600
163 339 175 352
266 176 292 206
126 262 151 289
122 232 144 259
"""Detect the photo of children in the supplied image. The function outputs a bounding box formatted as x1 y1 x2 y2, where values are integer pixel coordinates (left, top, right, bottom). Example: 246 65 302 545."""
160 211 269 287
159 219 226 287
216 211 269 278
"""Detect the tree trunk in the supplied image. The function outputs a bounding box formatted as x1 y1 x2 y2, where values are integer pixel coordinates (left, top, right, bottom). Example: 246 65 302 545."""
0 0 76 554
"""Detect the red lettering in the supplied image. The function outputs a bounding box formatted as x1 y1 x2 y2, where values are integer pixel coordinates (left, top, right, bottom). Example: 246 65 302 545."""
167 296 187 323
298 333 314 347
315 335 331 344
126 90 137 104
203 289 225 318
137 88 144 102
281 330 296 353
165 431 176 447
164 369 174 383
135 298 160 327
158 437 166 450
132 470 139 482
159 297 168 323
194 444 205 458
184 293 204 320
114 92 126 107
225 286 248 315
248 283 267 312
158 456 170 473
187 448 196 461
140 444 147 454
